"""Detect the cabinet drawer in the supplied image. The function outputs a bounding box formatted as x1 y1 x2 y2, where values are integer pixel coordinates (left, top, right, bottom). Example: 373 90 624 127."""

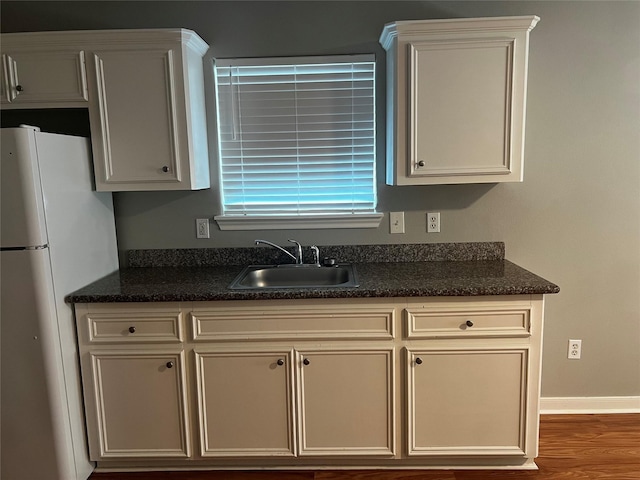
86 312 183 343
191 306 395 341
406 308 530 339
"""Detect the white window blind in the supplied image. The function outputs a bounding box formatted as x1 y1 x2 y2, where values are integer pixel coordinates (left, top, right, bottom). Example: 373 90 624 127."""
214 55 377 219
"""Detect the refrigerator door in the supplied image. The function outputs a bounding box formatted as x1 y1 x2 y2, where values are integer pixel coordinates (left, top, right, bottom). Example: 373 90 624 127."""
0 127 48 248
1 248 79 480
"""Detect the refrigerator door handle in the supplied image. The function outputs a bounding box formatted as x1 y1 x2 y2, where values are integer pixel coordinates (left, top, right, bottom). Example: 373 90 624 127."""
0 244 48 251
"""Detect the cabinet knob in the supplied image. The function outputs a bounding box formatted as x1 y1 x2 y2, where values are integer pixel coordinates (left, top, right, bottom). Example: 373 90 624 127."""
166 361 174 369
128 326 136 333
417 160 425 167
162 166 169 172
466 320 474 328
303 358 310 366
415 357 423 365
15 85 23 92
277 359 284 366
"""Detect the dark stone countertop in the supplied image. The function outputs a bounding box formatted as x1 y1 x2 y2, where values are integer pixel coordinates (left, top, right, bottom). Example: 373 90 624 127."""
65 259 560 304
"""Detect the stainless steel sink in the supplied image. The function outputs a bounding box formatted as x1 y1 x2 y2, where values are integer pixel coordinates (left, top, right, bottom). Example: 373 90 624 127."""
229 264 359 289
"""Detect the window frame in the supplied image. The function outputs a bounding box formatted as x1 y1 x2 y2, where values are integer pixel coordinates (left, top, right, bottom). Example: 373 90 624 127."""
212 54 382 231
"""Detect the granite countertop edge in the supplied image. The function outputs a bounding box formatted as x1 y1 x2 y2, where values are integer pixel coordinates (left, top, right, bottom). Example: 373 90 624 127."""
66 257 560 304
66 285 561 304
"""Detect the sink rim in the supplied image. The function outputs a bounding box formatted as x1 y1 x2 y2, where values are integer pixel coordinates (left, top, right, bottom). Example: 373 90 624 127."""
228 264 359 290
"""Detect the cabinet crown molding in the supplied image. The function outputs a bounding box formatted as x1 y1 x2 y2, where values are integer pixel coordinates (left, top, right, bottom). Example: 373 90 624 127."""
380 15 540 50
2 28 208 54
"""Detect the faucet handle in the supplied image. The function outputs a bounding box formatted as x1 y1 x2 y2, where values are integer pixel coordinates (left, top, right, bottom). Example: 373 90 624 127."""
310 245 320 266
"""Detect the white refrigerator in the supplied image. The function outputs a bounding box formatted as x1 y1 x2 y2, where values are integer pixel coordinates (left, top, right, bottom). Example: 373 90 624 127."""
1 126 119 480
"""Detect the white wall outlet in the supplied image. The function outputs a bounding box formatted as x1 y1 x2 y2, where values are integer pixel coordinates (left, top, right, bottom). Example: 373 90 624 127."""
427 212 440 233
196 218 210 239
568 339 582 359
390 212 405 234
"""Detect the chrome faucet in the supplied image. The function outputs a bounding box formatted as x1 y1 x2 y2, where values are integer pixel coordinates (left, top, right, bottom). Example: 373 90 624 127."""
255 239 303 264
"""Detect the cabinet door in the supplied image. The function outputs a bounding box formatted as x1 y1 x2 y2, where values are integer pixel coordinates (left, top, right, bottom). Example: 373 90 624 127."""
407 347 529 456
87 351 191 459
88 47 189 190
381 16 538 186
195 350 295 457
408 38 521 183
297 348 395 456
1 50 88 106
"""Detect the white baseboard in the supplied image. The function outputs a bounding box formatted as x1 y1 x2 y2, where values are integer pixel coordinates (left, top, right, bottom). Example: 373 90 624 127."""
540 396 640 414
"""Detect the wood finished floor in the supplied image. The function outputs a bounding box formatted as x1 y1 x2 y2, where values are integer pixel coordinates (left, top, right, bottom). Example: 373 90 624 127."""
90 414 640 480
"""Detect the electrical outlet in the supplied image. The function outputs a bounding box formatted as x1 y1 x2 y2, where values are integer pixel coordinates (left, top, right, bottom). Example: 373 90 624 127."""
427 212 440 233
568 339 582 359
390 212 405 234
196 218 210 239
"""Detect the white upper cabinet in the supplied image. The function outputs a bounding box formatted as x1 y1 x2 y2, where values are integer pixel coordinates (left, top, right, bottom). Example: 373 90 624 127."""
1 35 88 107
380 16 539 185
0 29 211 192
87 30 210 191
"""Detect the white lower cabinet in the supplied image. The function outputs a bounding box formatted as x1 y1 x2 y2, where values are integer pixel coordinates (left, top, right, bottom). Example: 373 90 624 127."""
88 351 191 459
406 347 529 456
75 296 544 469
194 346 395 458
297 348 395 456
195 349 295 457
75 303 191 460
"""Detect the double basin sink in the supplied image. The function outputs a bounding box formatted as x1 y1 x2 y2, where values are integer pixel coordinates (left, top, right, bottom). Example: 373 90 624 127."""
229 264 359 290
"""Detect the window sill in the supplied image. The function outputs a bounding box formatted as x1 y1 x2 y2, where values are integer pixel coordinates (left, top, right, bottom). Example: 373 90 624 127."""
214 213 384 231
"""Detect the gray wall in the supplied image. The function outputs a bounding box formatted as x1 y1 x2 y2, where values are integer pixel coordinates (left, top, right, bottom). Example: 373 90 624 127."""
2 1 639 399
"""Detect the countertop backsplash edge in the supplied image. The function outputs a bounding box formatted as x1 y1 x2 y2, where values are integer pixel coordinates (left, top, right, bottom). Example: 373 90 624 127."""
128 242 505 267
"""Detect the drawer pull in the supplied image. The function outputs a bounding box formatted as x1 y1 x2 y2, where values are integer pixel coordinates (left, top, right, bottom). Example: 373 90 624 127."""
162 166 169 172
415 357 423 365
128 326 136 334
303 358 310 366
16 85 23 92
277 359 284 366
166 361 174 369
465 320 474 328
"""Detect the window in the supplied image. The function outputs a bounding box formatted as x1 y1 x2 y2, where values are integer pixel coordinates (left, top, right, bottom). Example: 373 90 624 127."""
213 55 382 230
